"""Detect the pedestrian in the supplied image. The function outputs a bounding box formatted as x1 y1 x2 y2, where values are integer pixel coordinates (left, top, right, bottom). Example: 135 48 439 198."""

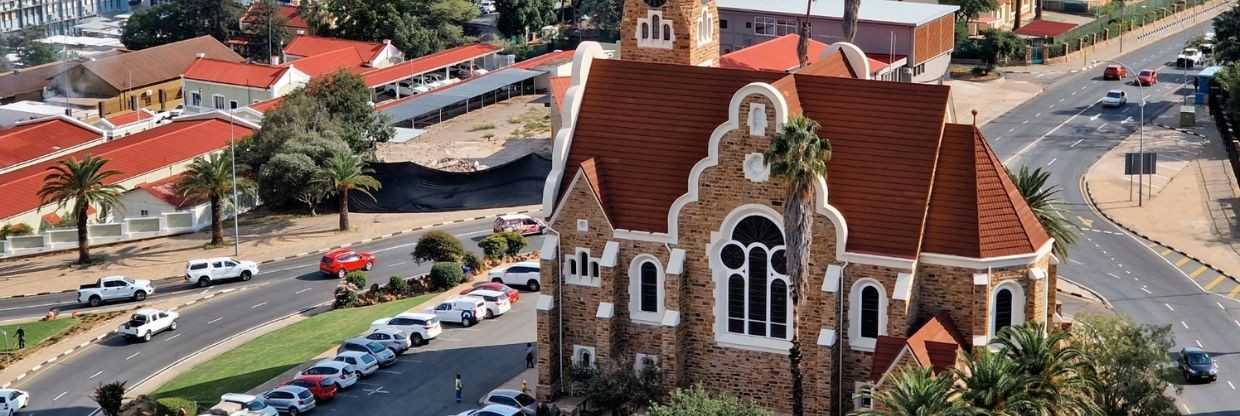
521 379 528 395
15 327 25 350
454 374 463 403
525 342 535 368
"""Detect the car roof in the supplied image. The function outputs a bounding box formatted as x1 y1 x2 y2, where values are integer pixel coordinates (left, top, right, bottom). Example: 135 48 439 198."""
1106 64 1122 68
270 385 308 394
468 289 505 297
101 275 127 280
345 336 381 344
221 393 258 403
508 261 539 268
487 388 525 398
498 214 532 220
396 312 435 319
337 350 369 358
449 296 485 304
1183 346 1205 353
325 248 356 256
479 404 523 415
312 360 349 369
133 308 162 315
368 327 401 335
1107 89 1124 94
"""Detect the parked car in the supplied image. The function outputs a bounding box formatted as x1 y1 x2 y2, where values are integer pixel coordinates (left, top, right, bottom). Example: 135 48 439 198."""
119 308 178 342
285 376 337 402
298 361 358 389
478 389 537 415
209 393 277 416
1136 69 1158 86
1103 64 1127 80
429 297 487 327
1180 346 1218 382
0 389 29 416
78 276 153 307
333 351 380 377
465 289 511 319
454 404 525 416
489 261 541 292
493 214 545 236
369 313 442 346
1178 48 1204 67
185 257 259 287
338 337 397 366
1102 90 1127 107
319 248 375 278
262 385 316 415
364 328 411 354
1200 42 1214 56
462 282 520 304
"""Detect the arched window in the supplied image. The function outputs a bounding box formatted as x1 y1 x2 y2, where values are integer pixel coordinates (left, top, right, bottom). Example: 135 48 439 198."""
663 24 671 41
770 280 787 338
591 261 600 278
727 274 745 333
579 251 589 278
995 288 1013 332
720 215 788 340
640 261 658 312
652 15 660 39
568 258 577 276
860 286 880 338
642 22 649 39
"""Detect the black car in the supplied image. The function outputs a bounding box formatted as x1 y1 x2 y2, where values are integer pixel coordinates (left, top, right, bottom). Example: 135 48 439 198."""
1180 347 1218 382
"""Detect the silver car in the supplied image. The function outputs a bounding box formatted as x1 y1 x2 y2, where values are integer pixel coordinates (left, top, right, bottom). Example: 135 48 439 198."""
333 351 380 377
364 328 411 354
338 337 397 366
262 385 315 415
479 389 537 415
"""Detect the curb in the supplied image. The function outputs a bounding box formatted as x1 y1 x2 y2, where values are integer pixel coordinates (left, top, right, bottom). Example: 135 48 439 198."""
1154 123 1208 139
1057 275 1112 307
1 209 537 300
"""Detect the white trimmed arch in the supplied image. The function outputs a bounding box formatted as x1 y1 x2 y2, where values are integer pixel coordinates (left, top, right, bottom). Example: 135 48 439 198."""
989 280 1026 337
848 277 888 352
628 253 665 325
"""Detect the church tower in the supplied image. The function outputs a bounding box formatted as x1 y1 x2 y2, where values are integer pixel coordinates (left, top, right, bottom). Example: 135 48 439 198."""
619 0 719 66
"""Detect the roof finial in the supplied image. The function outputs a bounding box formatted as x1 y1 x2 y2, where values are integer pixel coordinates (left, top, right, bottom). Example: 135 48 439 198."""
971 109 978 127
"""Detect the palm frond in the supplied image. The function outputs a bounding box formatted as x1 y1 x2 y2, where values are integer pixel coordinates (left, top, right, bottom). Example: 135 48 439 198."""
1008 165 1079 258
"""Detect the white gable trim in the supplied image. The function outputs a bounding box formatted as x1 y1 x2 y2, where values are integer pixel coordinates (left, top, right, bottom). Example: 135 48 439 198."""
547 168 614 232
920 239 1054 269
841 251 916 270
176 110 262 131
541 42 608 218
819 42 872 80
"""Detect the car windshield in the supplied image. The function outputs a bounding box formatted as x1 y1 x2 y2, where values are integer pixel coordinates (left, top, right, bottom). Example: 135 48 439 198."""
1188 352 1212 365
1106 91 1124 98
515 393 536 406
244 400 268 411
304 367 334 376
1140 70 1154 76
289 380 311 389
297 389 313 399
1185 48 1198 54
366 343 384 353
129 314 148 325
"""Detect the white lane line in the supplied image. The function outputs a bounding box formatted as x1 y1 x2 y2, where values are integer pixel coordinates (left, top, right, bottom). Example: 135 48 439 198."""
1005 98 1102 164
1009 127 1016 132
1059 97 1065 102
1047 158 1057 167
1107 272 1121 279
251 302 268 309
1140 286 1152 294
1235 320 1240 328
1229 380 1236 390
1072 91 1078 96
1096 122 1109 132
1048 104 1055 109
1071 138 1084 147
1165 303 1175 312
295 288 312 295
1022 119 1030 124
126 351 141 360
1122 116 1134 124
1082 85 1089 91
207 317 222 324
1219 301 1226 310
53 391 67 401
1035 112 1042 118
165 333 181 342
0 301 66 312
1181 321 1190 329
1195 339 1204 348
1090 113 1100 121
90 370 103 379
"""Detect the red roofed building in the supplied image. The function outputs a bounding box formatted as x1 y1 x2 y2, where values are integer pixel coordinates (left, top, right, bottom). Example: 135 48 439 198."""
284 35 404 68
360 43 501 88
535 1 1056 414
96 109 161 138
180 57 309 114
117 173 213 227
287 47 369 78
1013 19 1079 39
0 116 104 174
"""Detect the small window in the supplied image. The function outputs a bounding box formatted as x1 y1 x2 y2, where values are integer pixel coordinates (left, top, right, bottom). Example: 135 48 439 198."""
591 261 600 278
639 261 658 312
139 209 149 216
224 261 237 267
568 259 577 276
663 24 671 41
213 95 226 110
190 263 208 270
720 19 728 29
861 286 880 338
579 251 589 278
652 14 660 39
229 100 238 110
642 22 649 39
212 262 224 268
995 288 1013 332
190 91 201 107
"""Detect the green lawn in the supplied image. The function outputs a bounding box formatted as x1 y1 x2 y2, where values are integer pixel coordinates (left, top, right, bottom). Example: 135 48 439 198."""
0 318 79 352
154 294 435 406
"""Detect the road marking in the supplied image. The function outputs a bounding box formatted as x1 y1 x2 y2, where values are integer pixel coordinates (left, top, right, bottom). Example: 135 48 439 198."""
1004 98 1102 164
1009 127 1015 133
1122 116 1134 124
1090 113 1100 121
1069 258 1083 265
1205 275 1227 290
1022 119 1029 124
377 370 402 375
1181 321 1190 329
295 288 312 295
1059 97 1065 102
1035 112 1042 118
1141 286 1152 294
251 302 268 309
165 333 181 342
1219 301 1227 310
207 317 222 324
1235 320 1240 328
1195 339 1203 348
363 386 390 396
1073 91 1079 96
1189 266 1209 278
1175 257 1191 267
126 352 141 360
1082 85 1089 91
1046 158 1057 166
1070 138 1084 147
1160 248 1173 256
1165 303 1175 312
53 391 67 401
1107 273 1121 280
90 370 103 379
1048 104 1055 109
0 300 66 312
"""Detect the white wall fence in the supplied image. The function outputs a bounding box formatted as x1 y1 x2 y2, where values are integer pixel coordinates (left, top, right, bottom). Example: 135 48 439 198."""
0 211 203 258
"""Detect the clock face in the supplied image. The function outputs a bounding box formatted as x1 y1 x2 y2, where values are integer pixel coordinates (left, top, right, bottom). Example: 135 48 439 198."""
643 0 667 7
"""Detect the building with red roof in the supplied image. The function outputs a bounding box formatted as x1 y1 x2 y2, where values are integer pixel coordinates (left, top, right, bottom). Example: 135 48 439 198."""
240 4 310 36
284 35 404 68
96 109 161 138
360 43 501 88
0 116 104 174
180 57 311 114
718 34 900 80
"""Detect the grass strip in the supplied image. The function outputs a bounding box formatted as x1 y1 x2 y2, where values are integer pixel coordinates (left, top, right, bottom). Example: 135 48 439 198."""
0 318 78 352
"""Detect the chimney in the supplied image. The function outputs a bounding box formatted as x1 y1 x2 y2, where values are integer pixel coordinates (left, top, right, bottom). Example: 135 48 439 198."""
270 55 280 65
196 52 205 58
383 39 391 45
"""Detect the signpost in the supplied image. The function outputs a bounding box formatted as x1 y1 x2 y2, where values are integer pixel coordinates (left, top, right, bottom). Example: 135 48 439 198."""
1125 152 1157 202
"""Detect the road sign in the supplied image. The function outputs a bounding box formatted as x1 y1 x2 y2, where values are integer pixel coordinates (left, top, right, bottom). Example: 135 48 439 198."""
1124 152 1157 175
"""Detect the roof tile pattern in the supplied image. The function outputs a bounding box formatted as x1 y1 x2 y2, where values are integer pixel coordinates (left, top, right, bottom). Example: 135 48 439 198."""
183 58 289 88
79 36 242 91
0 118 101 168
361 43 500 87
138 173 207 208
720 34 889 75
103 110 154 126
284 36 384 62
870 314 965 381
287 47 368 78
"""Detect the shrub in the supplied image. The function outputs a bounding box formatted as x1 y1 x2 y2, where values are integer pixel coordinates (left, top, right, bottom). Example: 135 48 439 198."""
500 231 528 257
430 262 465 290
412 231 465 263
648 385 773 416
479 234 508 260
345 271 367 290
156 397 199 416
94 381 127 416
462 252 482 275
387 276 410 295
333 286 358 308
0 223 32 239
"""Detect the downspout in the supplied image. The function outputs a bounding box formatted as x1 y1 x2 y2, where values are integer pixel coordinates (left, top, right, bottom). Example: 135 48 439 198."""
834 260 850 414
553 228 565 395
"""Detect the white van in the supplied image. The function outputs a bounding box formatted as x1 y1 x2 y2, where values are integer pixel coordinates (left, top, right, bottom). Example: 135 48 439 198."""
429 297 487 327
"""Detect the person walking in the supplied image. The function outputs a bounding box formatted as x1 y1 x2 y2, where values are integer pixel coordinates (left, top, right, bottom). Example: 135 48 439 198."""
525 343 535 368
15 327 25 350
454 374 463 403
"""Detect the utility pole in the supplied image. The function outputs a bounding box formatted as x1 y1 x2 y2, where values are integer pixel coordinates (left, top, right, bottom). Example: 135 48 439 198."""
229 106 240 256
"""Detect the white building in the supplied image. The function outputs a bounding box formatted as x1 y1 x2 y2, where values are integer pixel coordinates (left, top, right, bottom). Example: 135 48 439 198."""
0 0 98 35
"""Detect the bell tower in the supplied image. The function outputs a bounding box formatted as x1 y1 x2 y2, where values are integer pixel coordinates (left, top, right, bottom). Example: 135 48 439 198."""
619 0 719 66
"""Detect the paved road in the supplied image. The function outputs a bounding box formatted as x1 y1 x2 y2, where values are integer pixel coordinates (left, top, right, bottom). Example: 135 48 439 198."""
12 218 543 416
982 13 1240 415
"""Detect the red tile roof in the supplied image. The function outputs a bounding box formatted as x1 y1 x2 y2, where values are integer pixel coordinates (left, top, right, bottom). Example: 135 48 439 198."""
246 97 284 114
241 4 308 31
1014 19 1078 38
0 118 256 221
284 35 386 62
360 43 501 87
183 57 290 89
103 110 154 126
513 50 575 70
286 47 368 78
548 76 571 113
922 124 1050 258
720 34 889 75
137 173 207 209
871 314 965 381
0 117 101 169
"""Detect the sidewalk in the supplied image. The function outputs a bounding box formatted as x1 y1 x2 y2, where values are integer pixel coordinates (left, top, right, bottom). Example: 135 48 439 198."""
0 206 538 298
946 77 1045 127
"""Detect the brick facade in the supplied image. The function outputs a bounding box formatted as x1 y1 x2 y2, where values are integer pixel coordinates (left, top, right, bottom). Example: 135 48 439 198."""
619 0 720 66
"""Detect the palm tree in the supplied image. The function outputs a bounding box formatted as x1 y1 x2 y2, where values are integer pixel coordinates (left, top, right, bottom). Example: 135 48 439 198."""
314 151 380 231
953 349 1044 415
1008 165 1078 258
763 115 831 416
991 323 1097 416
852 367 969 416
174 149 255 247
843 0 861 42
37 155 124 264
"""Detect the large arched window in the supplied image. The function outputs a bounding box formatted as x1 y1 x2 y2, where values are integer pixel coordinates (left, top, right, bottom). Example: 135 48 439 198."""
652 15 661 39
995 288 1013 332
642 22 649 39
629 255 665 324
860 286 880 338
848 278 888 351
720 215 789 340
989 281 1025 338
640 261 658 312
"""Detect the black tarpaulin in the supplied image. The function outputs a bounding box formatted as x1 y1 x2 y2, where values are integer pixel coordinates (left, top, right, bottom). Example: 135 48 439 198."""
349 154 550 213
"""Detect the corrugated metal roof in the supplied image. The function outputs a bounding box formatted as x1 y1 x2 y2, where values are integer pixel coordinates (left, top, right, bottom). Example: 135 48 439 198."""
717 0 957 26
379 68 544 122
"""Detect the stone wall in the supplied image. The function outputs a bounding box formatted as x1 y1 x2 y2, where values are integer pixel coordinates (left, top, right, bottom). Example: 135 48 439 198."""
618 0 720 66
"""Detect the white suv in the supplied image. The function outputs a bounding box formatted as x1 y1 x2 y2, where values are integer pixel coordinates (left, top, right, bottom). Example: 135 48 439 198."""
369 312 442 346
489 261 541 291
429 297 487 327
466 289 511 319
186 257 259 287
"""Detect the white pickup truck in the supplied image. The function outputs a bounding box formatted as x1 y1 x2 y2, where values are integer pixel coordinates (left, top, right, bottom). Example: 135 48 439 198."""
120 308 178 342
78 276 154 307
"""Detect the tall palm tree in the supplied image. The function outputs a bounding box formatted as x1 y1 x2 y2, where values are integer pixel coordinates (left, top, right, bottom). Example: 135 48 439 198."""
174 149 255 247
1008 165 1078 258
991 323 1097 416
37 155 124 264
314 151 380 231
843 0 861 42
763 115 831 416
953 349 1044 415
852 367 969 416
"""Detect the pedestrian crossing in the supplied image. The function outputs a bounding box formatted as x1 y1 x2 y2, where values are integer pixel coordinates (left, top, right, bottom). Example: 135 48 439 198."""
1141 240 1240 300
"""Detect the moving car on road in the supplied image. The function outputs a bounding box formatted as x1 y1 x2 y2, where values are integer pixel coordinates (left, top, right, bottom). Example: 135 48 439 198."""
285 376 337 402
298 361 358 389
369 312 441 346
493 214 545 236
78 276 154 307
461 282 521 303
429 297 487 327
465 289 511 318
1136 69 1158 86
478 389 537 415
1180 346 1218 382
338 337 397 366
363 328 411 354
120 308 178 342
186 257 259 287
209 393 277 416
319 248 375 278
333 351 380 377
0 389 29 416
262 385 316 415
489 261 541 292
1102 90 1127 107
1103 64 1127 80
1178 48 1204 68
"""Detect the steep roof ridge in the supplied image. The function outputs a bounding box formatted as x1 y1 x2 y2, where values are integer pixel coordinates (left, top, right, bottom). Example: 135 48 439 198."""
578 157 607 210
907 108 950 260
771 74 802 116
974 125 1051 254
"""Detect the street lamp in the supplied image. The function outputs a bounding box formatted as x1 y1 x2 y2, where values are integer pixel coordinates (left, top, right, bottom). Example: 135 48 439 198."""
229 107 241 256
1104 60 1147 206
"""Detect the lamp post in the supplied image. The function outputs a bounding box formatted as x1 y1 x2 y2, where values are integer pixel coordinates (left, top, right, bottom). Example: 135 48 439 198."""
1105 60 1147 206
229 107 240 256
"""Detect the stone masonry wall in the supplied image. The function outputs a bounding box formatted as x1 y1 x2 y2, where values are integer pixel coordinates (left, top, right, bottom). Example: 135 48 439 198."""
619 0 720 66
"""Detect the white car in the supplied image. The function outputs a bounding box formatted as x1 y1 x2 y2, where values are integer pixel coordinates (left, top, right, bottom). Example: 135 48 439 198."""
465 289 511 319
261 385 315 415
429 297 487 327
455 404 524 416
1178 48 1203 67
185 257 259 287
119 308 178 342
489 261 541 291
298 360 358 389
479 389 537 415
364 328 412 354
77 276 153 307
0 389 29 416
369 312 442 346
1102 89 1127 107
209 393 277 416
333 351 380 377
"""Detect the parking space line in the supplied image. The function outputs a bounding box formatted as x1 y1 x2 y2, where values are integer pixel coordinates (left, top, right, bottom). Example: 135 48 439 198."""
1205 275 1227 291
1189 265 1209 278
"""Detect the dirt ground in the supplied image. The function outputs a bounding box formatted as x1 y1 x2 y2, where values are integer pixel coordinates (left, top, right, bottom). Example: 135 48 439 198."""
376 95 553 171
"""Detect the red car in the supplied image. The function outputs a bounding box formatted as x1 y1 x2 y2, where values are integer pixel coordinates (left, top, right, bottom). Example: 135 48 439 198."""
1103 64 1128 80
286 375 338 401
460 282 520 303
320 248 375 278
1137 69 1158 86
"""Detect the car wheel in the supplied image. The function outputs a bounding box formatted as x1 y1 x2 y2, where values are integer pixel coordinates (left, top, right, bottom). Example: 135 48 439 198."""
143 332 152 342
133 291 147 301
485 309 494 319
337 269 347 279
89 296 102 307
198 277 211 288
364 262 374 271
412 333 424 346
528 280 540 292
289 408 300 416
240 271 252 281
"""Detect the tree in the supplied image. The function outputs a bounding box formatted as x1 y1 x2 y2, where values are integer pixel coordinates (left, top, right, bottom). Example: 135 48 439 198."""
1013 0 1025 30
174 150 255 246
852 368 968 416
314 151 381 231
579 0 621 34
93 380 127 416
121 0 238 50
412 230 466 263
306 71 394 150
243 0 292 63
1008 165 1078 258
649 385 772 416
499 231 527 257
842 0 861 42
943 0 1000 21
1216 5 1240 63
797 0 813 68
978 29 1025 71
14 26 59 67
304 0 477 57
952 349 1042 415
496 0 555 40
991 323 1097 416
1071 314 1179 416
763 116 831 416
37 155 124 264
